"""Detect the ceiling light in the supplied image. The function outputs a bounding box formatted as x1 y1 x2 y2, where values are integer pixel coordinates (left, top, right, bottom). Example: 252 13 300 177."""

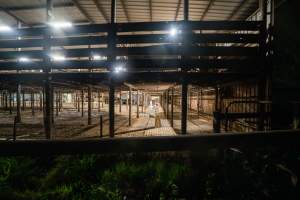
0 25 12 32
48 21 72 29
51 54 65 61
18 57 30 62
114 65 126 73
169 27 179 37
93 55 106 60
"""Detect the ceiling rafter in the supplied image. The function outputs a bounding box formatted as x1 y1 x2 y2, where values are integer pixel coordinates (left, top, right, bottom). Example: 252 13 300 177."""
120 0 130 22
2 2 74 11
200 0 216 21
149 0 153 21
174 0 182 20
92 0 109 22
0 7 28 26
71 0 94 23
227 0 250 20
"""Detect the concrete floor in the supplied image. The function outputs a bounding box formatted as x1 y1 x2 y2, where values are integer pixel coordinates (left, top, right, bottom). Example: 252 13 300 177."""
0 102 212 140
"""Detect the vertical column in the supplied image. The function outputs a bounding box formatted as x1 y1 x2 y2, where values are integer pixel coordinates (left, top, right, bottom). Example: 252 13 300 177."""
81 90 84 117
5 92 8 110
77 92 80 112
88 86 92 125
129 88 132 126
98 91 101 112
44 0 53 139
31 92 35 116
22 92 25 110
171 88 174 127
119 90 122 113
166 89 169 119
197 87 200 118
16 21 22 123
16 85 21 122
136 90 139 118
39 91 43 111
9 92 12 115
141 92 144 113
109 83 115 137
108 0 116 137
213 87 221 133
181 0 189 135
101 92 104 108
55 92 59 117
181 82 188 134
59 92 62 112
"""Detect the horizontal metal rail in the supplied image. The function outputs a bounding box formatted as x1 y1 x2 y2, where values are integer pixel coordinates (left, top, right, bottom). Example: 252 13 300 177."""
0 21 262 38
0 58 259 70
0 72 260 86
0 130 299 156
0 34 260 48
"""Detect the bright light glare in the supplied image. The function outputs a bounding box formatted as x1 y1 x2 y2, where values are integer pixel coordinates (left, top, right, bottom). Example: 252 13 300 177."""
169 28 179 37
51 54 65 61
0 25 12 32
93 55 106 60
18 57 30 62
114 66 127 73
49 21 72 29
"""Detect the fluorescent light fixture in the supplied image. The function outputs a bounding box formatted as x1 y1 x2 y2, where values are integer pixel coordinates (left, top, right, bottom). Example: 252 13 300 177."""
48 21 72 29
0 25 12 32
18 57 30 62
51 54 65 61
169 27 179 37
114 65 127 73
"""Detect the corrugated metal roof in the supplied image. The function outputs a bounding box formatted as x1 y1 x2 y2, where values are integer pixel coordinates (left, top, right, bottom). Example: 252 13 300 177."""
0 0 259 26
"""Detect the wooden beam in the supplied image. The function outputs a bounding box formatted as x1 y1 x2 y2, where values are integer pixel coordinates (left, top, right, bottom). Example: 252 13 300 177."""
92 0 109 22
2 2 74 11
174 0 183 21
200 0 216 21
71 0 94 23
120 0 130 22
149 0 153 21
227 0 251 20
0 7 28 25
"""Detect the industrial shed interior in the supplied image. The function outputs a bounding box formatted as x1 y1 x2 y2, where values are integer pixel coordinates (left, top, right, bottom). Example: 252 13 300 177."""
0 0 297 140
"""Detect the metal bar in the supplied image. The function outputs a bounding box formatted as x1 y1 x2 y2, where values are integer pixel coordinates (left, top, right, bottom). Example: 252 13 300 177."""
0 34 260 49
88 86 92 125
136 90 139 118
0 21 262 38
0 46 259 59
129 88 132 126
0 58 260 71
171 87 174 127
0 130 299 156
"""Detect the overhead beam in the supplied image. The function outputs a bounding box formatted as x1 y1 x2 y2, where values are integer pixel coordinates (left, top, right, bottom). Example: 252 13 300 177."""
1 2 74 11
92 0 109 22
200 0 216 21
227 0 250 20
0 7 28 25
71 0 94 23
174 0 183 20
120 0 130 22
149 0 153 21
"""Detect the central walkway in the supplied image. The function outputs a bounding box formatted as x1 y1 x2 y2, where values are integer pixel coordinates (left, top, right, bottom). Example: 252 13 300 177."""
75 103 176 139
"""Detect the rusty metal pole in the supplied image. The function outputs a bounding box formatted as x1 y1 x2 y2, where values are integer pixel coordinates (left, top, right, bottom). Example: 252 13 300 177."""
129 88 132 126
136 90 139 118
